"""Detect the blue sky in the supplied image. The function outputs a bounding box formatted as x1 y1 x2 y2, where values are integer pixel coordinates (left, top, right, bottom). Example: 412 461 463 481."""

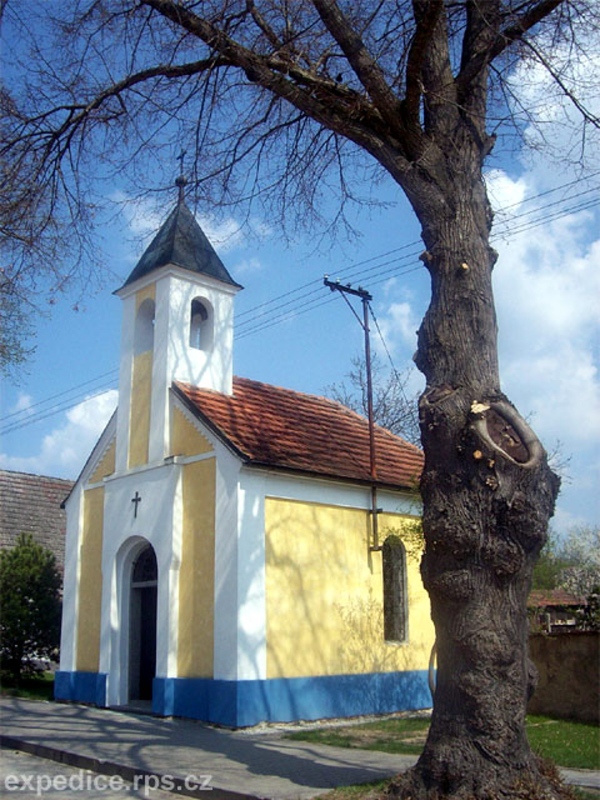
1 39 598 538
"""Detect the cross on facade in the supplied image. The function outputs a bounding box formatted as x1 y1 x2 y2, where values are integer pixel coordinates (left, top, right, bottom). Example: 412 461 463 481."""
131 491 142 518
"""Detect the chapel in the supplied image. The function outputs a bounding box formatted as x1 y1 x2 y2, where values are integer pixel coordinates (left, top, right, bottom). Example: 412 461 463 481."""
55 187 435 726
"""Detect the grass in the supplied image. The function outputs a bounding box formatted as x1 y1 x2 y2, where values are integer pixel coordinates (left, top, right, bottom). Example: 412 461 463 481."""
0 671 54 701
289 716 430 756
288 714 600 770
527 716 600 771
315 781 388 800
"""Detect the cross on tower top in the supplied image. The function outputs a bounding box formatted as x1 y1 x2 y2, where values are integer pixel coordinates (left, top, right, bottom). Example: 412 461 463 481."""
175 150 187 204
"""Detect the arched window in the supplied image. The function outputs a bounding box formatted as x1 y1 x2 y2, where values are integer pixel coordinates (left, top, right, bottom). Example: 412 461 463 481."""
382 536 407 642
189 297 211 351
132 545 158 586
134 298 155 355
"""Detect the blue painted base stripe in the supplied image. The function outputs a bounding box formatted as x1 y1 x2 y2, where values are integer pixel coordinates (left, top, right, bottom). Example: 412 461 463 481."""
154 670 431 727
54 671 107 706
55 670 430 727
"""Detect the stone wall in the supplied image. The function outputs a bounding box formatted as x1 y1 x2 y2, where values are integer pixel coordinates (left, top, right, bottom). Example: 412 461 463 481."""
528 632 599 723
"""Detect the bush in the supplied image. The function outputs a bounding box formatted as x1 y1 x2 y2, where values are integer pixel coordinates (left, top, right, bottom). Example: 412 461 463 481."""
0 533 62 682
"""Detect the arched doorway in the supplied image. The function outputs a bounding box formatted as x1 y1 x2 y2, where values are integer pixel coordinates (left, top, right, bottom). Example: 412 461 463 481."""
129 544 158 702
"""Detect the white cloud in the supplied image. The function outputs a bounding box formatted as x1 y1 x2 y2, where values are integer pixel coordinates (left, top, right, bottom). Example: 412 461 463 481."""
0 390 118 479
233 257 264 275
111 192 163 241
486 33 600 472
196 214 272 253
506 33 600 174
378 302 416 348
12 393 33 415
489 163 600 531
197 215 244 251
375 298 421 357
486 170 528 212
113 191 271 258
369 295 424 399
489 172 599 412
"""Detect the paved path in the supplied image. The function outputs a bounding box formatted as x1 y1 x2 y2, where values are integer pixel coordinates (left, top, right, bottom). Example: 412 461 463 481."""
0 698 414 799
0 749 186 800
1 698 598 799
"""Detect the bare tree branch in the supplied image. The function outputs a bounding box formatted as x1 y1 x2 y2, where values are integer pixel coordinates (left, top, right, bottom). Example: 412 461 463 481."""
311 0 405 133
523 36 600 127
457 0 565 92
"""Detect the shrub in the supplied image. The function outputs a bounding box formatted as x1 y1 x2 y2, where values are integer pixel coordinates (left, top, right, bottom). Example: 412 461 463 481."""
0 533 62 682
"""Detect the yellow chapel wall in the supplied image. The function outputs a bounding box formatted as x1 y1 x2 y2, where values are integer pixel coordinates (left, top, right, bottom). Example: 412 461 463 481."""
89 440 116 484
171 407 213 457
75 487 104 672
129 285 155 468
177 459 216 677
265 497 433 679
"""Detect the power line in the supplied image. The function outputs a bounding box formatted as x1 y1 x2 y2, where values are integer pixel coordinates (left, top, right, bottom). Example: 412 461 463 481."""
0 386 118 437
367 300 419 427
238 178 599 338
235 240 422 335
496 197 600 238
0 369 119 424
235 258 423 339
489 171 600 214
3 176 597 434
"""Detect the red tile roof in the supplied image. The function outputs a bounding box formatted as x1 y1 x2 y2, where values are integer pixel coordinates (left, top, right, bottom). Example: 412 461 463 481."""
528 589 588 608
0 470 75 574
174 377 423 490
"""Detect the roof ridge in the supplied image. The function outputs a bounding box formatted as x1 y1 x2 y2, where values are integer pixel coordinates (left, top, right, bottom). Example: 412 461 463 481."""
234 374 352 407
177 376 421 451
232 376 420 449
0 468 75 484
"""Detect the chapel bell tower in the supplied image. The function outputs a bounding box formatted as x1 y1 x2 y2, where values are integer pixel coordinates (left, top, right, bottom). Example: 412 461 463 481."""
114 180 242 473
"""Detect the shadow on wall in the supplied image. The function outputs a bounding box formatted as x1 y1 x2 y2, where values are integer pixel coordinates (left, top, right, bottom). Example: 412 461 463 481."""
261 498 433 720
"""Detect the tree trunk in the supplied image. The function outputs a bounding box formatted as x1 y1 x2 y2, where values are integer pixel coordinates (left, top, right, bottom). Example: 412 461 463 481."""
387 160 566 798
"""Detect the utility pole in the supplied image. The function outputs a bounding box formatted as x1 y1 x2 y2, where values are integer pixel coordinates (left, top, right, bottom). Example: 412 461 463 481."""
324 277 381 550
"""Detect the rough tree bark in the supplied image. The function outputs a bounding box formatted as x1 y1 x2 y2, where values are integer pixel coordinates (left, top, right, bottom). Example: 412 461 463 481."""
410 201 561 798
385 80 564 800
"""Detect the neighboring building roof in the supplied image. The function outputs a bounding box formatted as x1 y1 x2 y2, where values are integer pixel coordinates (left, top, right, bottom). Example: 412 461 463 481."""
174 377 423 490
0 470 74 574
528 589 588 609
120 200 242 290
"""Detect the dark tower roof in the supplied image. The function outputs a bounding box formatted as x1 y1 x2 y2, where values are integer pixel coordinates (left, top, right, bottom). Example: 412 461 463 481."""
120 200 242 290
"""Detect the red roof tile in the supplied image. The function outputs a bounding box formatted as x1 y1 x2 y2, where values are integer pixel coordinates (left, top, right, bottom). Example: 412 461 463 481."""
528 589 588 608
0 470 74 574
174 377 423 490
